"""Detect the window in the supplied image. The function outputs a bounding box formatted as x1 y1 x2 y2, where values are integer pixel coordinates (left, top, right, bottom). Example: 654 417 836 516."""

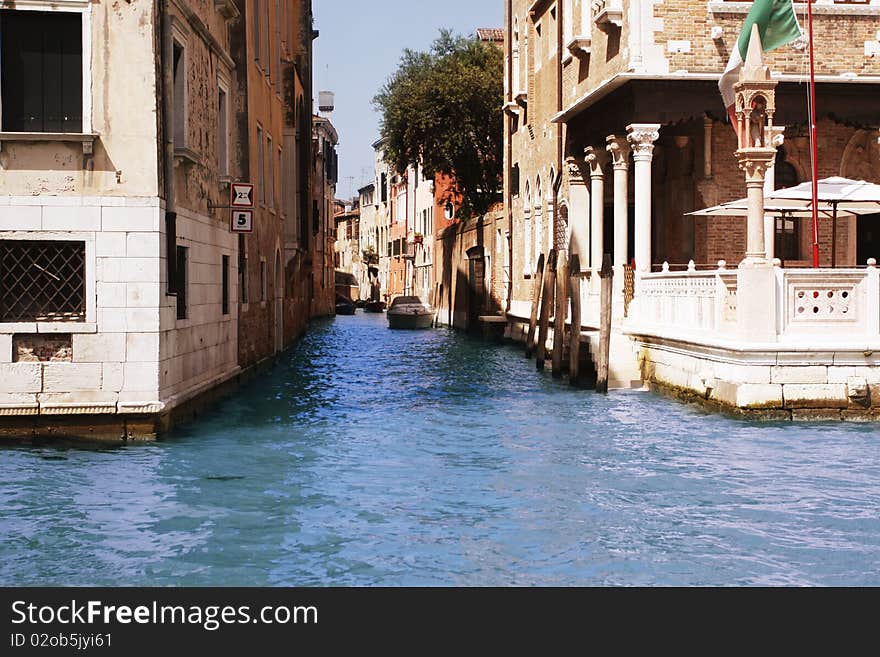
277 147 283 213
166 212 177 294
0 241 85 322
260 260 267 302
563 0 573 47
254 0 261 66
239 234 249 304
218 84 228 175
173 40 186 147
256 125 264 205
512 18 521 94
535 23 542 71
263 0 271 79
266 134 274 209
0 10 82 133
775 217 800 263
176 246 188 320
381 173 388 203
222 255 230 315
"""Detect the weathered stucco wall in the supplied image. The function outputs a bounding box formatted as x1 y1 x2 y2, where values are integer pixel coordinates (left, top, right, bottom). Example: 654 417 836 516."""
0 0 160 197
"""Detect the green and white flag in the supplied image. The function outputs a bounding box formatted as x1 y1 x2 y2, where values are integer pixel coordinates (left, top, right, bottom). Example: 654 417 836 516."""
719 0 802 113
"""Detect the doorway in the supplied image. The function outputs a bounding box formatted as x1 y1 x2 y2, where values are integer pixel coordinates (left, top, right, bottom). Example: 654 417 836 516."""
858 214 880 266
274 251 283 353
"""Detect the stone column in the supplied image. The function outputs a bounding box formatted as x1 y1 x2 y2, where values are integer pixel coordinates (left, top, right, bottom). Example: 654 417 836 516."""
606 135 630 277
735 152 777 342
703 116 713 179
566 156 590 271
762 127 785 261
627 124 660 274
585 146 608 275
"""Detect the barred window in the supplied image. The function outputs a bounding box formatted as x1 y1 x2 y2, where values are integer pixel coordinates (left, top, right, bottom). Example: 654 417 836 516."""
0 241 86 322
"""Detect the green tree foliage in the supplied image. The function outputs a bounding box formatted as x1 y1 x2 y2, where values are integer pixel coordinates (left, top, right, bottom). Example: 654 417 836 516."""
373 30 503 219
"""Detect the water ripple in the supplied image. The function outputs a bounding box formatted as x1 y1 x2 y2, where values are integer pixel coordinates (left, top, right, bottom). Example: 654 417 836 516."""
2 313 880 586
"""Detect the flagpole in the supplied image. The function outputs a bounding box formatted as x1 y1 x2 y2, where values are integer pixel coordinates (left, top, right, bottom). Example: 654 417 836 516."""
807 0 820 268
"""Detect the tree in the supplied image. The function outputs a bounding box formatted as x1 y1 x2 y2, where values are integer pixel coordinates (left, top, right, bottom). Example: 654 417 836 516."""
373 30 503 219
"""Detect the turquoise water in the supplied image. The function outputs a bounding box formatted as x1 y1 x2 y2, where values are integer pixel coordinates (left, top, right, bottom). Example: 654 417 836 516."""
2 313 879 586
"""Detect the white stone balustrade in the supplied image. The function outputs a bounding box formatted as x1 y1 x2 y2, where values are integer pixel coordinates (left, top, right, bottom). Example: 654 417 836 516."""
628 262 880 348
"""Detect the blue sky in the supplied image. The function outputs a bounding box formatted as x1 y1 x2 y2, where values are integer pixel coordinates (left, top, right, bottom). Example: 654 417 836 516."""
313 1 503 201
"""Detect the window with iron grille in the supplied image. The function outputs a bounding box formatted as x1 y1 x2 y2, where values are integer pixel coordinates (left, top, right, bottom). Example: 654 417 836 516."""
0 241 86 322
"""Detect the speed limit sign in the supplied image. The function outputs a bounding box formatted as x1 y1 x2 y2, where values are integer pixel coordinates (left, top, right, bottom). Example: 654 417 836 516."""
231 209 254 233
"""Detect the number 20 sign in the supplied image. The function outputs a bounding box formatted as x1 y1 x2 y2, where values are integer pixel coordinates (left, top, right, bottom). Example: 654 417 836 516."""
231 209 254 233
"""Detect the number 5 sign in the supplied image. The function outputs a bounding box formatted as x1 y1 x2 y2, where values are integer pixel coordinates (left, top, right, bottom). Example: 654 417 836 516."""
231 209 254 233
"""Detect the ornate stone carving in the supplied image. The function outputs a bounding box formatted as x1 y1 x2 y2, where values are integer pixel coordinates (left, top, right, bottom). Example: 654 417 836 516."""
584 146 609 178
626 124 660 161
606 135 631 169
735 151 775 185
566 156 584 183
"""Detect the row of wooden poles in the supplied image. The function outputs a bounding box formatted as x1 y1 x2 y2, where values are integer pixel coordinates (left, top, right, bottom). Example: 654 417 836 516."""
524 250 614 394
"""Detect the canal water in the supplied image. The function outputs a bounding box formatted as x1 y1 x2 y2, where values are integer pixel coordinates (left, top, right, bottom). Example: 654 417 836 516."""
2 313 880 586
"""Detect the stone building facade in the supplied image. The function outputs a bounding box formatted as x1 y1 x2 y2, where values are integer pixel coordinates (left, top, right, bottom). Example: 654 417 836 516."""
505 0 880 316
235 0 319 368
0 0 329 439
311 114 338 318
502 0 880 408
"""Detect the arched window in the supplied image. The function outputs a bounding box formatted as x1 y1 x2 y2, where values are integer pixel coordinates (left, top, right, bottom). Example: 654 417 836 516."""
512 18 521 94
534 175 543 269
548 168 556 250
523 181 532 276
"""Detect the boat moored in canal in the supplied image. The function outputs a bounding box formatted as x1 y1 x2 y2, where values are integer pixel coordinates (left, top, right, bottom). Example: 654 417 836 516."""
335 294 357 316
364 300 387 313
387 296 433 330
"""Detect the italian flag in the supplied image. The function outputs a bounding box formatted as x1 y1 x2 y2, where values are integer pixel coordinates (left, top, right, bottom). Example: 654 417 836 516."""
719 0 802 124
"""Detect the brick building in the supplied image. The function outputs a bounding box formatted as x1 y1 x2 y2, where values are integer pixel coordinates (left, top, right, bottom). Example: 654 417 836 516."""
235 0 321 368
504 0 880 322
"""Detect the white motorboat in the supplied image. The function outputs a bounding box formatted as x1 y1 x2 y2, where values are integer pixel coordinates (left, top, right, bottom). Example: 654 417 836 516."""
387 296 433 330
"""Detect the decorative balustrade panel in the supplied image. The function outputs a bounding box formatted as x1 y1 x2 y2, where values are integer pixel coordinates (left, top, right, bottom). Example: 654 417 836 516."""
636 272 720 335
781 270 870 336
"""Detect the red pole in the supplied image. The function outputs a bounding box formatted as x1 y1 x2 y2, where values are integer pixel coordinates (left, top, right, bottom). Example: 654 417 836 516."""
807 0 820 268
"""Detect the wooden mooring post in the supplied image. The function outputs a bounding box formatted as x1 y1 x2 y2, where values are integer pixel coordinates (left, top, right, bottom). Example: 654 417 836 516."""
551 250 569 378
431 282 440 328
536 249 556 371
568 253 582 386
525 253 545 358
596 254 613 394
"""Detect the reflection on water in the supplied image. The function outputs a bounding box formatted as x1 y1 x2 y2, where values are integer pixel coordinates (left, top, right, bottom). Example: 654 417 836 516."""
2 313 880 586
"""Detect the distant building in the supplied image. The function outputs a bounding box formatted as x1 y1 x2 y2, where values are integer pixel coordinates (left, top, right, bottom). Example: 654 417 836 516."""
312 115 339 318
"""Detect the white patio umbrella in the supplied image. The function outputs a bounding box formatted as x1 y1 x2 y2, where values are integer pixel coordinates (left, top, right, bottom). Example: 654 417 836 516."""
767 177 880 215
767 177 880 267
688 199 852 219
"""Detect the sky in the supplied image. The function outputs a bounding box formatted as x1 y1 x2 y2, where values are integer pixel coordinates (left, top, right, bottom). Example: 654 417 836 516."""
312 0 503 202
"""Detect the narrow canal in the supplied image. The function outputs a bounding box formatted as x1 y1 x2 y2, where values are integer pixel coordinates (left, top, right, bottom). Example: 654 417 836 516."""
2 313 880 586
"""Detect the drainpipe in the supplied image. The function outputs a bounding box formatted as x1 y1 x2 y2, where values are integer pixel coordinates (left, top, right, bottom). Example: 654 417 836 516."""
160 0 175 215
160 0 177 293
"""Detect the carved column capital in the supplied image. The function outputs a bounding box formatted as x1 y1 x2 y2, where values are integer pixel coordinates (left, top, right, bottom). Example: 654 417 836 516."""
626 123 661 162
565 156 587 186
735 148 776 185
606 135 631 170
584 146 609 178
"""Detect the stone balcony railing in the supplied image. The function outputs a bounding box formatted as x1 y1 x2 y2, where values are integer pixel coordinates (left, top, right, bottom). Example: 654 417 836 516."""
628 259 880 348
